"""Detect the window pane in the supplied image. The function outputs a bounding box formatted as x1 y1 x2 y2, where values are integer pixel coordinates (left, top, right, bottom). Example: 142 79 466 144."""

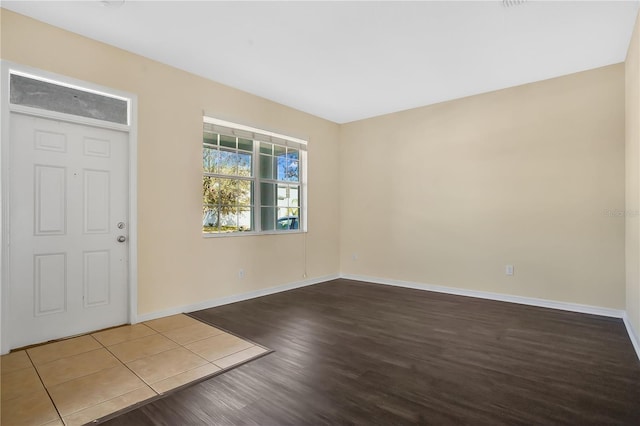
261 207 275 231
260 154 274 179
287 149 299 161
274 145 286 156
237 180 252 207
238 138 253 152
285 208 299 219
204 147 222 174
218 207 238 232
282 149 298 182
220 134 236 149
276 217 289 230
260 142 273 155
203 177 248 208
277 184 299 206
276 153 287 181
238 207 252 231
202 145 213 172
217 150 237 175
289 186 299 207
202 176 218 206
276 207 296 230
285 160 299 182
261 182 275 206
203 176 253 234
203 133 218 146
238 151 252 177
202 206 218 233
277 184 287 206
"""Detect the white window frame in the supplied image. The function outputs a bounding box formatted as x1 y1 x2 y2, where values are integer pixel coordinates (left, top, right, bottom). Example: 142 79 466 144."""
202 116 307 237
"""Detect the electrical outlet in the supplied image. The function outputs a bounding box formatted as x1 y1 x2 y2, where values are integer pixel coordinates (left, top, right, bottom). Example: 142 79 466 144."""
352 253 358 261
505 265 514 276
238 268 245 279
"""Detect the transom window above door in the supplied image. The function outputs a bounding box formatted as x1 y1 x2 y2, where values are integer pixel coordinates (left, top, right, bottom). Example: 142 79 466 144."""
202 117 307 236
10 71 130 125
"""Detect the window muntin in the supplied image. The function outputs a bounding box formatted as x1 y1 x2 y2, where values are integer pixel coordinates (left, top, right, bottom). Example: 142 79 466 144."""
202 120 306 235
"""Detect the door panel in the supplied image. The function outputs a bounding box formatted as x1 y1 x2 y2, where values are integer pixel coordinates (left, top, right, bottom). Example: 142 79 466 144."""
9 113 129 349
35 165 67 235
34 253 67 315
84 169 110 233
83 250 110 307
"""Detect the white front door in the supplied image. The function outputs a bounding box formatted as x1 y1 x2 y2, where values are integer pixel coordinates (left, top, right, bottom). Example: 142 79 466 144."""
8 112 129 349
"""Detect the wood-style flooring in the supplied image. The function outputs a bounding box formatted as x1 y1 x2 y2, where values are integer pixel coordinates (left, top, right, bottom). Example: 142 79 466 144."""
104 279 640 425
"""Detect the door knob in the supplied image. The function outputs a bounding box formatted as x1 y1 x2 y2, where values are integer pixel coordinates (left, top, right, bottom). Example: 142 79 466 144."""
117 235 127 243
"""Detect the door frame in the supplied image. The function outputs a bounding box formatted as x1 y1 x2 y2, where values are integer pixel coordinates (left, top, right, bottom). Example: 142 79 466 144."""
0 61 139 354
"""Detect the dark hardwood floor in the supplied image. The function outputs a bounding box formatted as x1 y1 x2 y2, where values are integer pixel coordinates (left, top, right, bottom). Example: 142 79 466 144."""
104 279 640 425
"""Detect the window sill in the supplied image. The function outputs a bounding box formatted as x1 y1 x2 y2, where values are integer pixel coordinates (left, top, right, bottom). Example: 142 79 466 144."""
202 229 306 238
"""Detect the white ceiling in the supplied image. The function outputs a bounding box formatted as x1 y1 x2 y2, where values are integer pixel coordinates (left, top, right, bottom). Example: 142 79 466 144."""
3 1 639 123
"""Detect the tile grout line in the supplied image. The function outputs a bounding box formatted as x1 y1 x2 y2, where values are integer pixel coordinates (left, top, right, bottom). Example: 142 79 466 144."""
132 317 258 391
159 325 231 364
99 327 185 365
33 347 115 388
49 333 159 421
59 385 154 422
24 350 65 426
185 312 272 352
210 344 259 366
164 339 221 383
40 334 138 423
101 319 218 393
160 328 226 347
177 339 227 383
212 345 269 370
7 316 271 425
108 343 177 365
97 329 160 353
99 338 161 395
131 325 217 391
179 314 275 366
53 333 162 421
153 318 223 346
143 315 246 371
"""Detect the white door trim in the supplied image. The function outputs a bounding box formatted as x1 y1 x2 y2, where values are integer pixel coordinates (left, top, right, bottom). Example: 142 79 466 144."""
0 61 139 354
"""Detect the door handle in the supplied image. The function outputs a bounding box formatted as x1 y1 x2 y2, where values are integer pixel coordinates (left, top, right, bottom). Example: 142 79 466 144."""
117 235 127 243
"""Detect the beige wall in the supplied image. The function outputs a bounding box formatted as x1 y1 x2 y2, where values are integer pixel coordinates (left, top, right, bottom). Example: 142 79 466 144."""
626 11 640 336
0 9 630 321
340 64 626 309
0 10 341 316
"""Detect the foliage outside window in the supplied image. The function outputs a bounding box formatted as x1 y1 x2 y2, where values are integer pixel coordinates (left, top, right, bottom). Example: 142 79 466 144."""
202 118 306 235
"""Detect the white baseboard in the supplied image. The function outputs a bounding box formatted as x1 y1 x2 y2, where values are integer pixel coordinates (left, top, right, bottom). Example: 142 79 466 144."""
623 313 640 361
135 271 639 361
136 273 339 323
340 273 625 318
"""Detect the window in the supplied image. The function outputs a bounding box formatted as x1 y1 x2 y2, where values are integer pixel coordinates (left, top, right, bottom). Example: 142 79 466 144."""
10 72 129 125
202 117 307 235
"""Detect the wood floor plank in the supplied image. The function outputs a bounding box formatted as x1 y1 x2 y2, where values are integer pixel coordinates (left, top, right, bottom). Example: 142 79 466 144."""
103 279 640 425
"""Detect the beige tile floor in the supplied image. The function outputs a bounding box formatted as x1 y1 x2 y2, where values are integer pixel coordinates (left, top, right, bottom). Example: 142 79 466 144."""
1 314 269 426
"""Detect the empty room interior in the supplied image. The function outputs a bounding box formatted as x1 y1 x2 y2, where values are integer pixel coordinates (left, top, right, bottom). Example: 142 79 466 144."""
2 1 640 425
